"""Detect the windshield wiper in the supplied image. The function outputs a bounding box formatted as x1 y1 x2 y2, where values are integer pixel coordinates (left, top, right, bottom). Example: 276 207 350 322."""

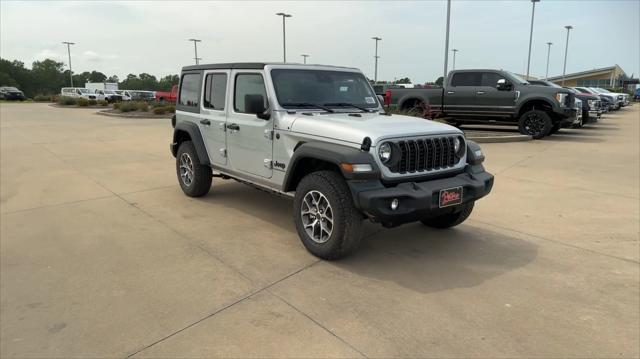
280 102 334 112
324 102 374 112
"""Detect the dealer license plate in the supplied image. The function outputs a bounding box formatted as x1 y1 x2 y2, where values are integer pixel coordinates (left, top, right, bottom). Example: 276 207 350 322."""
439 186 463 208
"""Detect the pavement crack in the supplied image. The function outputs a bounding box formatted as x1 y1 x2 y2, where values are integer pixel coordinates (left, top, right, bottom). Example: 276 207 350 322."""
124 260 320 358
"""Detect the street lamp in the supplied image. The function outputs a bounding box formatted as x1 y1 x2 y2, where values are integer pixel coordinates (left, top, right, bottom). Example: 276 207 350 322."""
61 41 75 87
443 0 452 80
371 36 382 82
301 54 309 64
526 0 541 79
562 25 573 85
452 49 459 70
276 12 292 62
544 42 552 80
188 39 201 65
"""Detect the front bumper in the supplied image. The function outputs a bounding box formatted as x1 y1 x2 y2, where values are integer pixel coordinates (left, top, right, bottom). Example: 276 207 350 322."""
558 108 578 126
350 165 494 227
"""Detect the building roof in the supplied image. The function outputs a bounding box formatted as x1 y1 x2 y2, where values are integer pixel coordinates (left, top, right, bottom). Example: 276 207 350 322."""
546 65 625 81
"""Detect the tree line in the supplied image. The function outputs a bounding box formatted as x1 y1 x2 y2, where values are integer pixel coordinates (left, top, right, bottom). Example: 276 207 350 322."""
0 58 178 98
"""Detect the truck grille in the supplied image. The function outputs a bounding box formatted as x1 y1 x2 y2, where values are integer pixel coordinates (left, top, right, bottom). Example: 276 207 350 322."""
389 136 461 174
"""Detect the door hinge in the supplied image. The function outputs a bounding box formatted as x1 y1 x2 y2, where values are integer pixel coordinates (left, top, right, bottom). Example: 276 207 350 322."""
219 123 226 132
219 148 227 157
264 159 272 169
264 129 274 140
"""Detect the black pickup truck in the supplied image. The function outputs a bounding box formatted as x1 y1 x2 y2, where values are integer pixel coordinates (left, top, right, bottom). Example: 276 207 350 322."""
384 69 577 139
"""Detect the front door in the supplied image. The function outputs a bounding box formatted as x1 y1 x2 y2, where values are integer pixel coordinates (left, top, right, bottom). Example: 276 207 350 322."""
198 70 229 165
225 71 273 178
474 71 516 115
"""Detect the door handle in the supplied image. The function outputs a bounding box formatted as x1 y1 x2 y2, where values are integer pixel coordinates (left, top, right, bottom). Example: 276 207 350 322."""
226 123 240 131
476 91 485 95
447 91 455 94
200 119 211 126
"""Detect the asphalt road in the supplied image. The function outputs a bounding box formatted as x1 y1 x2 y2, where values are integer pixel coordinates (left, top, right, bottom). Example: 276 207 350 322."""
1 103 638 358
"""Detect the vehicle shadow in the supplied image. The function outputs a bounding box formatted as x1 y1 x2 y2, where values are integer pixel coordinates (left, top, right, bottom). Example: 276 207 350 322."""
331 222 538 294
201 182 538 294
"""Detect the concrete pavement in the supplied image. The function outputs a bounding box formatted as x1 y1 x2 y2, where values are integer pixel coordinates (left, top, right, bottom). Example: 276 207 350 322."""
1 103 638 358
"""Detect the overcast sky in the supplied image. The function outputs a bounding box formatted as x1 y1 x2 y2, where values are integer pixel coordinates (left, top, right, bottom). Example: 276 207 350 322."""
1 0 638 83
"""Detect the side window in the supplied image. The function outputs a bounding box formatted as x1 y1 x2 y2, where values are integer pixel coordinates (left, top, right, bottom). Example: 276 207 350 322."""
234 73 268 113
451 72 481 87
203 73 228 110
179 73 202 107
481 72 503 87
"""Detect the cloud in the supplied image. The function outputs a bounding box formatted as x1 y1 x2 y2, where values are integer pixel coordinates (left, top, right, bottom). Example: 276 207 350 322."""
82 50 118 62
35 49 64 60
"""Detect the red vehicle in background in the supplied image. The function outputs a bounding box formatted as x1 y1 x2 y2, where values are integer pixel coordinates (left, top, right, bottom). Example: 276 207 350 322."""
155 85 178 103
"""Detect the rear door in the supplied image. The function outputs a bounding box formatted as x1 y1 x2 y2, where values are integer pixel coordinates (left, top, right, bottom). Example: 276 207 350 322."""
225 71 273 178
445 72 480 115
199 70 229 166
474 71 516 115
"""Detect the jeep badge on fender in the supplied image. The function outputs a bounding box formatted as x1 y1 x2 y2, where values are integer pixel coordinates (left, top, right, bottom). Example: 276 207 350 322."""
169 63 494 260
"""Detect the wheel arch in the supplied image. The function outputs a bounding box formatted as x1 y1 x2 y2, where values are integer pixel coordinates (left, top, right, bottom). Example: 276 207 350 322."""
517 98 556 117
171 121 210 165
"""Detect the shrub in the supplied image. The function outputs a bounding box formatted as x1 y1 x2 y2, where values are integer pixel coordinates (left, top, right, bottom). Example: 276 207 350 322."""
164 104 176 113
77 98 90 107
119 102 137 112
153 106 168 115
88 99 97 106
113 102 121 110
34 95 52 102
98 100 109 106
58 96 77 106
136 101 149 112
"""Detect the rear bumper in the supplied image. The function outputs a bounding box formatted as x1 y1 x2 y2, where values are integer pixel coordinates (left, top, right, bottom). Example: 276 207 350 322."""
349 165 493 227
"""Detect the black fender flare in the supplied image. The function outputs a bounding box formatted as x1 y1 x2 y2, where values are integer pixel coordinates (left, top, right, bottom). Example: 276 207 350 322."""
170 121 210 165
515 96 559 115
282 142 380 192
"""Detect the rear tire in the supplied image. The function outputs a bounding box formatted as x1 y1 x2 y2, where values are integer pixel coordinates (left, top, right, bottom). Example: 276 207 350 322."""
421 202 474 228
176 141 212 197
518 110 553 139
293 171 363 260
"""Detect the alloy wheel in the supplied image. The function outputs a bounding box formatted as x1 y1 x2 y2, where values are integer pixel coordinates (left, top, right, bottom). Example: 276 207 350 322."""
179 153 194 186
301 190 334 243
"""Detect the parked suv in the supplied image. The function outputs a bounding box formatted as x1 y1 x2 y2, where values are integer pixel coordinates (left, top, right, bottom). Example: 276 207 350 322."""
170 63 494 259
383 70 577 139
0 86 26 101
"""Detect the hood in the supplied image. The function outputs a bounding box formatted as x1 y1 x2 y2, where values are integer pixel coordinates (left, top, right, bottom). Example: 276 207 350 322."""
289 112 461 146
574 92 599 100
527 85 570 95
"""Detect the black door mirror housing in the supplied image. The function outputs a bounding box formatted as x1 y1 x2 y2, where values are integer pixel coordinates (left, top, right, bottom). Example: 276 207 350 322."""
496 79 513 91
245 94 271 120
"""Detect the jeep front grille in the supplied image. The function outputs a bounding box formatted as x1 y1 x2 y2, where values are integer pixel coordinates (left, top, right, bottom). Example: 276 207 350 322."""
388 136 461 174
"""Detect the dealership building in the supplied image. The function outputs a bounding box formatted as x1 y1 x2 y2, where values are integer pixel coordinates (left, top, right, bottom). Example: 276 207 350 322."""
546 64 636 89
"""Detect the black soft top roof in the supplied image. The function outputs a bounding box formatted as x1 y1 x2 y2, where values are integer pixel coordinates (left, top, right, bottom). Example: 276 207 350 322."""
181 63 267 72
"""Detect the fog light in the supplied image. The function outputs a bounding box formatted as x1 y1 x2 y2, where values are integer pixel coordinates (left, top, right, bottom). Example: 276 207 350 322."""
390 198 399 210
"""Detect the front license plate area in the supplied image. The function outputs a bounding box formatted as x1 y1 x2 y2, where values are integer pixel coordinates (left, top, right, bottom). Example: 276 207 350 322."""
439 186 463 208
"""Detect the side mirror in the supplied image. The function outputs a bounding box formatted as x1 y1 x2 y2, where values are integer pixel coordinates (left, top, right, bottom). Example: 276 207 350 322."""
496 79 512 91
245 94 270 120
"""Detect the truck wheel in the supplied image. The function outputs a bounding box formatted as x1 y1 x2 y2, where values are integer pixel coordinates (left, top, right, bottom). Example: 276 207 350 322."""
518 110 552 139
421 202 474 228
176 141 212 197
293 171 363 260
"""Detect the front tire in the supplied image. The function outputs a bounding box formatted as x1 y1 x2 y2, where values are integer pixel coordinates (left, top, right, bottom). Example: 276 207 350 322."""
176 141 212 197
421 202 474 228
518 110 552 139
293 171 363 260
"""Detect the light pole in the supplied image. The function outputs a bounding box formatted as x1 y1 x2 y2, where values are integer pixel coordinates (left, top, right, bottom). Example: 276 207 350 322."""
276 12 292 62
189 39 201 65
62 41 75 87
526 0 540 79
452 49 459 70
443 0 451 80
301 54 309 64
562 25 573 85
372 36 382 82
544 42 552 80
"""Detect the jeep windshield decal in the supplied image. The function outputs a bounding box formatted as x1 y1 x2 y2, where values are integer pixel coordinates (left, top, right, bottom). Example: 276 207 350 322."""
272 69 378 112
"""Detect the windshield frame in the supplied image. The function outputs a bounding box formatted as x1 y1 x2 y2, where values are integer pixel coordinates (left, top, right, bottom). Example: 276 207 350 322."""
267 66 381 112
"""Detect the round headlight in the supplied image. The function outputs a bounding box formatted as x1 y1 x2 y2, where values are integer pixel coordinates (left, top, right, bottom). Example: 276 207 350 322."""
454 136 465 157
453 137 461 153
378 142 392 163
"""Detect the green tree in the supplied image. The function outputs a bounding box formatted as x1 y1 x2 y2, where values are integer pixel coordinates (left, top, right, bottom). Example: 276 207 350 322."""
435 77 444 87
31 59 65 96
396 77 411 84
88 71 107 83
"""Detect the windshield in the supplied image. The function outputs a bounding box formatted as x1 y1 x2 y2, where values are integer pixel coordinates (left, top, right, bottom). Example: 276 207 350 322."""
2 87 19 91
596 88 611 93
507 72 529 85
271 69 379 110
79 88 91 94
104 90 116 94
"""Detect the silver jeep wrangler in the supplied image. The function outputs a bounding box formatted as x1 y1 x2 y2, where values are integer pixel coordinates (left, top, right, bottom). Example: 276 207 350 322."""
170 63 494 259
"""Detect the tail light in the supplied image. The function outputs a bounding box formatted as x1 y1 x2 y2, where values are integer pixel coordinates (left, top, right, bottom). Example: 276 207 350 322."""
384 90 391 106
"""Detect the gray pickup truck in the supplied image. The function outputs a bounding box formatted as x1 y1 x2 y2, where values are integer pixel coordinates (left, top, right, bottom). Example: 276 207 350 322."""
385 69 577 139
